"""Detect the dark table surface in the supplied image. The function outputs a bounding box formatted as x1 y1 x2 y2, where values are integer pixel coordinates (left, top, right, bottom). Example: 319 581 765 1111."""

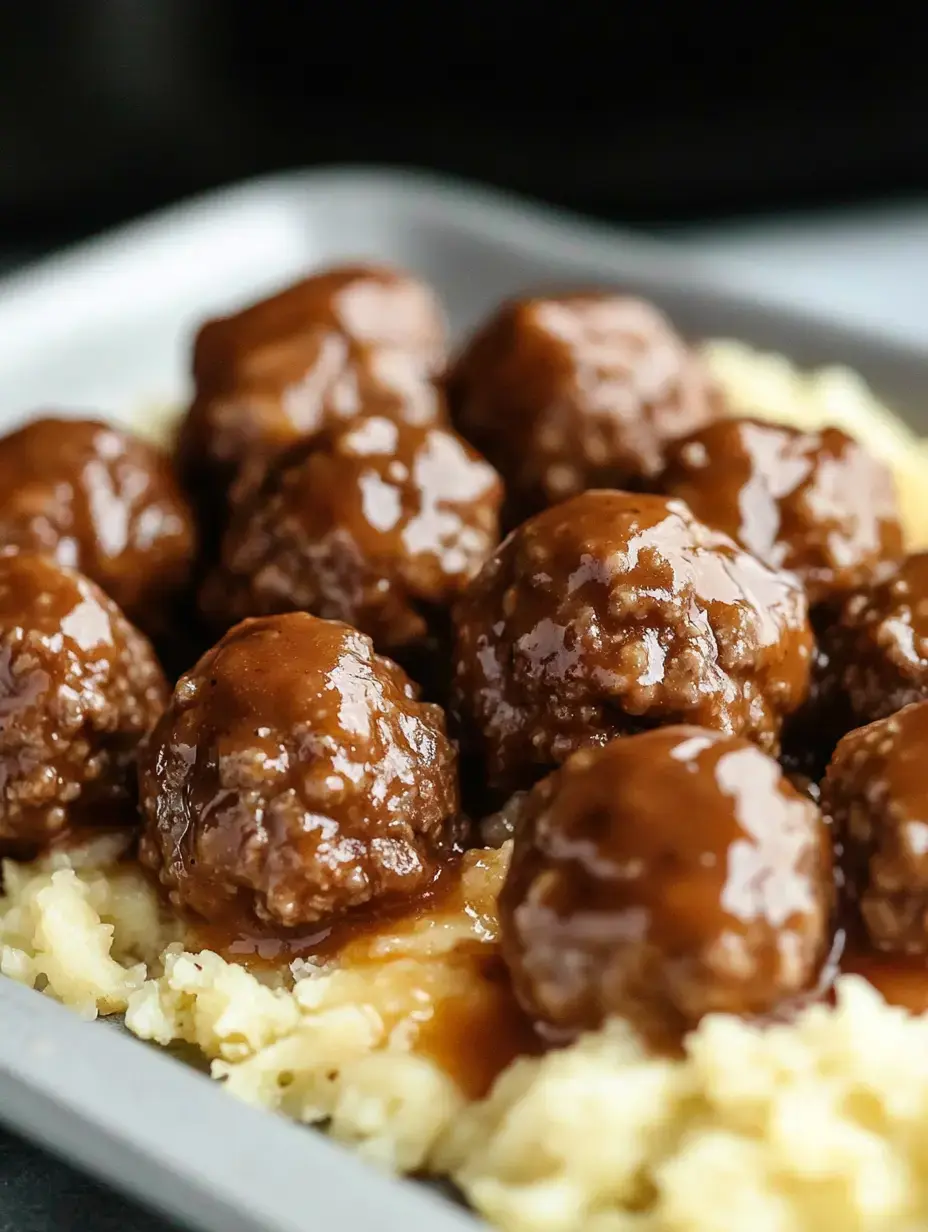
0 1135 177 1232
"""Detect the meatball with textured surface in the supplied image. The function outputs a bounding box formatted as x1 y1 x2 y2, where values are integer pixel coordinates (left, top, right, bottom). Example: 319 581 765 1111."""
500 728 832 1041
822 701 928 954
0 417 196 637
661 418 902 605
818 553 928 729
138 612 460 928
199 414 502 664
451 490 812 793
0 552 168 849
447 293 721 521
177 264 447 519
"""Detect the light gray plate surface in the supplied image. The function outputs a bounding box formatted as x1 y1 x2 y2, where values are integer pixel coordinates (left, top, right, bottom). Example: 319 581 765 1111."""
1 167 927 1232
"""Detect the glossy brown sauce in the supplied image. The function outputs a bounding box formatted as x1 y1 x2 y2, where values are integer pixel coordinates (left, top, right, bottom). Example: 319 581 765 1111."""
137 613 458 929
661 418 902 606
452 491 814 798
187 855 539 1099
188 857 460 967
840 947 928 1015
412 947 541 1099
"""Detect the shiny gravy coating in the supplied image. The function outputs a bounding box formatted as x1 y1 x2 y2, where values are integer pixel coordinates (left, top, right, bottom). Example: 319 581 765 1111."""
1 262 927 1098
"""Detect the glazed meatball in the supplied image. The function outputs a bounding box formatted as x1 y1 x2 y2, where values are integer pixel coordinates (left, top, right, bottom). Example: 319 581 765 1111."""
447 293 721 522
0 417 196 638
0 553 168 849
199 415 503 665
500 728 832 1041
138 612 460 928
661 418 902 605
452 490 813 793
822 701 928 954
818 553 928 729
177 264 447 519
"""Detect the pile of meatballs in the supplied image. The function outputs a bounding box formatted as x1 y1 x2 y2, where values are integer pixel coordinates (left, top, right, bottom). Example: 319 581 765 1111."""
2 263 928 1048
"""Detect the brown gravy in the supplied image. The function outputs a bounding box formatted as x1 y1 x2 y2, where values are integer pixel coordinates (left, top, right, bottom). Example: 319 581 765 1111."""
187 857 461 967
186 855 539 1099
840 948 928 1015
184 882 928 1100
411 947 541 1099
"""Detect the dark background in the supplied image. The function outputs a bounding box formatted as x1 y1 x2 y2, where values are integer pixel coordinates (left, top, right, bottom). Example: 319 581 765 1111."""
1 4 927 253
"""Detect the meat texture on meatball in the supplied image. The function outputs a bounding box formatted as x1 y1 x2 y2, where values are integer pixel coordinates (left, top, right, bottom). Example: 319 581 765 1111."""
0 552 168 849
661 417 902 605
177 264 447 517
138 612 460 928
0 417 196 637
822 700 928 954
499 728 833 1041
447 293 722 522
818 552 928 729
199 414 503 663
451 490 813 793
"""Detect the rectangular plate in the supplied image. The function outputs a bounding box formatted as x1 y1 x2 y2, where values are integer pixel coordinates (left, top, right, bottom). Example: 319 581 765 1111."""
1 167 927 1232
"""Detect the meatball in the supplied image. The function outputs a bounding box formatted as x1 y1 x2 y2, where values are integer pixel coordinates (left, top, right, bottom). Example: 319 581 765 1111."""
451 490 813 793
822 701 928 954
138 612 460 928
661 418 902 605
447 293 721 522
177 264 447 520
0 417 196 638
193 263 445 391
199 415 503 667
500 728 832 1041
818 553 928 729
0 552 168 849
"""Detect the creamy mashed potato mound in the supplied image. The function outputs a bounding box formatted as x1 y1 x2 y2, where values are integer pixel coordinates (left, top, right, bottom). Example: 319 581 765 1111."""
3 343 928 1231
3 841 508 1174
441 979 928 1232
0 835 177 1017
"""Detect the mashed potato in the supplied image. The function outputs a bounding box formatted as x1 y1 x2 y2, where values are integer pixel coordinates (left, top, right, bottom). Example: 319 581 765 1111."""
130 401 182 449
8 839 928 1231
442 979 928 1232
1 841 508 1173
0 835 176 1017
3 342 928 1230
